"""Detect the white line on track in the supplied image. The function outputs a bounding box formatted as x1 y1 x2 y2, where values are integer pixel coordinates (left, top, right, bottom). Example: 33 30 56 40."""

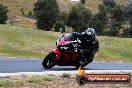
0 70 132 78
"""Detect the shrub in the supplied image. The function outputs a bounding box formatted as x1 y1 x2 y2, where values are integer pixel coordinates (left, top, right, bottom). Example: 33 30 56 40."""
0 4 8 24
33 0 59 30
65 3 92 32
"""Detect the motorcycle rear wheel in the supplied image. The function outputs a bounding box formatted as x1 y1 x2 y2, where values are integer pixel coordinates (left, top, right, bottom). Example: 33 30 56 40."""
42 52 56 69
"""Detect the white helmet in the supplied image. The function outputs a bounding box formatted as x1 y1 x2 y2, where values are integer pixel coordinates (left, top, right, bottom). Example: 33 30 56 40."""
82 28 96 41
85 28 96 35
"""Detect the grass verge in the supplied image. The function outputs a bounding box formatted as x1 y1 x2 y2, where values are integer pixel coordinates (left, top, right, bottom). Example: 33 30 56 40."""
0 24 132 62
0 25 56 58
62 73 71 77
27 76 53 84
0 74 131 88
98 36 132 61
0 80 13 87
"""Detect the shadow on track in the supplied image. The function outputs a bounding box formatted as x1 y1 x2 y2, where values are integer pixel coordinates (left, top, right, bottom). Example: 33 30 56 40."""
42 66 99 71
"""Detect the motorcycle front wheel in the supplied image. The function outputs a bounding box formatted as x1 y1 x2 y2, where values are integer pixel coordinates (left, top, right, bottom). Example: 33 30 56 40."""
42 51 56 69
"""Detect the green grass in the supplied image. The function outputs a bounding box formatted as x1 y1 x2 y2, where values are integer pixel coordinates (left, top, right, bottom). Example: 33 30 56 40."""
0 80 13 87
0 24 132 61
99 36 132 59
0 24 57 58
62 73 71 77
0 76 53 87
27 76 53 84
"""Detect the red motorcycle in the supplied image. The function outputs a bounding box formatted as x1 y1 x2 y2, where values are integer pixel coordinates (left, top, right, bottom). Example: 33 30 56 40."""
42 30 90 69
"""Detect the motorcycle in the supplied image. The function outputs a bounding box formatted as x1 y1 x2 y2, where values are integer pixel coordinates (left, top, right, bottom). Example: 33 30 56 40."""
42 29 91 69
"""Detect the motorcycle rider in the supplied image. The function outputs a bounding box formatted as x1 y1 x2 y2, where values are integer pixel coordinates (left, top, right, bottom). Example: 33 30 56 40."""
71 28 99 67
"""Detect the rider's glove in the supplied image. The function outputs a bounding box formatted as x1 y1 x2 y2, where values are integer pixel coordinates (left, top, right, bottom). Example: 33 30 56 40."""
74 48 83 54
74 48 78 52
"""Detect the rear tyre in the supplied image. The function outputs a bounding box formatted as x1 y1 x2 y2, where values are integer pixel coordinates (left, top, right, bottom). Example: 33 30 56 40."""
42 52 56 69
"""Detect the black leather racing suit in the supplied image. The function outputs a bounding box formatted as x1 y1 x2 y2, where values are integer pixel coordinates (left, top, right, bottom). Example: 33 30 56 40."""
71 32 99 66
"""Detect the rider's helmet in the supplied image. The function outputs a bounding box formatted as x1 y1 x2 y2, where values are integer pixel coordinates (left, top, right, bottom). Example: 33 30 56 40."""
82 28 96 42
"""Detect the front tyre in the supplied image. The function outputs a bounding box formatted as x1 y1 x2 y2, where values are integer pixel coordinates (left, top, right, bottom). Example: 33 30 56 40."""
42 52 56 69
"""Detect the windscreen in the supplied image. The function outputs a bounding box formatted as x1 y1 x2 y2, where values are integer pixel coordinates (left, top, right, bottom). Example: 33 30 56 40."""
64 34 76 41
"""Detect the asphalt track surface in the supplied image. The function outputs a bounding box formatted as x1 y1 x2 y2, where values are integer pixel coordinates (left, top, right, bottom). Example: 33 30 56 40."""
0 57 132 73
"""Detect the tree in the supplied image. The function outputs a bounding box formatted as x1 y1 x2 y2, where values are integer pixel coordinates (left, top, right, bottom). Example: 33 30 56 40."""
0 4 8 24
81 0 85 5
122 27 130 37
65 3 92 32
91 4 108 35
124 2 132 37
20 8 26 17
99 0 126 37
58 12 68 22
54 21 65 32
27 11 34 18
112 5 124 22
129 17 132 37
110 5 124 36
33 0 59 30
124 3 132 20
103 0 116 9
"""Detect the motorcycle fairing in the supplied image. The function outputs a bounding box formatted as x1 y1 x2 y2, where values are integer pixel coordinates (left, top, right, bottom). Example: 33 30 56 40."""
53 49 61 61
